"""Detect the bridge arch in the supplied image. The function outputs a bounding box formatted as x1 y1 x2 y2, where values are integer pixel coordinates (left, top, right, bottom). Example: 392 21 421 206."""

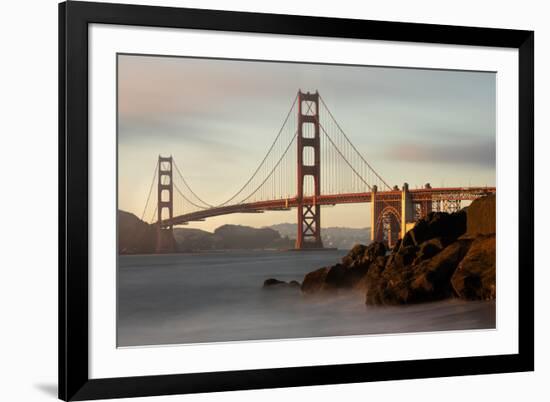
374 204 401 248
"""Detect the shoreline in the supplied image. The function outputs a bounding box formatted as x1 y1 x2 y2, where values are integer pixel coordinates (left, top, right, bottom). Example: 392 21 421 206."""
119 247 343 257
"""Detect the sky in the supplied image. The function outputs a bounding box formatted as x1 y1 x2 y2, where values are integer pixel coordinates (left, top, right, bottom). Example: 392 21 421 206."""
118 54 496 232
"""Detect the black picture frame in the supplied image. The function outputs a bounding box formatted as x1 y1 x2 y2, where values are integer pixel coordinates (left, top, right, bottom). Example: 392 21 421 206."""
59 1 534 400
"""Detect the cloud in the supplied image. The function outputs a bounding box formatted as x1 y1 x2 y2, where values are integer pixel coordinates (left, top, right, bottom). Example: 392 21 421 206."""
385 137 496 168
117 54 296 121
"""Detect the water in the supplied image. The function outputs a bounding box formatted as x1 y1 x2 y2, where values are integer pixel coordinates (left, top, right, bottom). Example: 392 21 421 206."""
118 250 495 347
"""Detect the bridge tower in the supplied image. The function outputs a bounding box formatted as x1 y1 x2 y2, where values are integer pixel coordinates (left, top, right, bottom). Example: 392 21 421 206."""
156 155 177 253
296 90 323 249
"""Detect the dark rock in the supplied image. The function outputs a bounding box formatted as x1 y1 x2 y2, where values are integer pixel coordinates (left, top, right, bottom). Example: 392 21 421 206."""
324 264 350 289
388 244 417 269
342 244 368 266
301 267 329 294
263 278 287 288
366 239 472 305
302 263 363 292
263 278 301 290
451 234 496 300
400 230 416 248
343 242 386 268
405 211 466 247
301 242 387 294
364 242 387 261
392 238 402 253
408 239 472 302
465 194 496 236
414 238 444 264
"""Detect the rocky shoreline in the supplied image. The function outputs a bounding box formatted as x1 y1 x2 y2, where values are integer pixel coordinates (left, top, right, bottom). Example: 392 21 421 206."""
264 195 496 305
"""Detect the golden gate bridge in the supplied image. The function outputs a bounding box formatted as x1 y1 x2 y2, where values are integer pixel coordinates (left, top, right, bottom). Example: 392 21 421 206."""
139 90 495 252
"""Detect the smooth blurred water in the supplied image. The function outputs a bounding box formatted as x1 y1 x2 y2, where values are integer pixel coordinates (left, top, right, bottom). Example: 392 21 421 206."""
118 250 495 347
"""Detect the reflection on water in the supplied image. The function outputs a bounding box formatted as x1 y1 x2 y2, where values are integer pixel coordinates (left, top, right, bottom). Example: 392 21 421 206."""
117 250 495 347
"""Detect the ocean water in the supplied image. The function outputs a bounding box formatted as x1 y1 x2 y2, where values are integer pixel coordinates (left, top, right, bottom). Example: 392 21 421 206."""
117 250 495 347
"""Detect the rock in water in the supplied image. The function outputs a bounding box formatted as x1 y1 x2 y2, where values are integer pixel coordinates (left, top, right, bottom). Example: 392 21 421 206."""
451 234 496 300
366 239 472 305
263 278 286 287
365 196 496 305
301 242 387 294
299 194 496 305
263 278 301 290
301 267 330 294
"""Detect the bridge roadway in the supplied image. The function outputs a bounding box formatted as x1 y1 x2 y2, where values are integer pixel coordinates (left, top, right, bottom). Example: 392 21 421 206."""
160 186 496 227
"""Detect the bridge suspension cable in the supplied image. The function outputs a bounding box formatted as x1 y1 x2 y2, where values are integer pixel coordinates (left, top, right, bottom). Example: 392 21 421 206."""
172 159 213 209
173 182 211 210
319 123 375 191
319 95 392 191
140 159 158 222
238 132 298 203
216 93 298 206
150 205 158 225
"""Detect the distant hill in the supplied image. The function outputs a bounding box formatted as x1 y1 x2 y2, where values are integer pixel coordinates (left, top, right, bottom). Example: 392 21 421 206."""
173 224 294 252
269 223 371 250
214 225 294 250
118 210 156 254
172 227 217 252
118 210 368 253
118 211 294 254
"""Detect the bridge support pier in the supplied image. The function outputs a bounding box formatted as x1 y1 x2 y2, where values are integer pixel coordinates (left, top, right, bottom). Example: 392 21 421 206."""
296 90 323 249
370 183 416 248
370 185 378 244
400 182 415 240
156 155 177 253
371 197 400 248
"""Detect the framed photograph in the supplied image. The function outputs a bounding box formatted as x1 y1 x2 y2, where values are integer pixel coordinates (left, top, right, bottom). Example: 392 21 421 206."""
59 1 534 400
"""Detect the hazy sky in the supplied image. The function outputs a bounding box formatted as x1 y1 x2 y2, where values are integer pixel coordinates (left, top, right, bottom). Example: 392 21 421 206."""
118 54 496 231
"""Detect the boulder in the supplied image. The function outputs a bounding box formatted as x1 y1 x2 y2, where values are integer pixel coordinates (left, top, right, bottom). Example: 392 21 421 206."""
413 237 444 264
263 278 286 287
342 244 368 267
301 242 388 294
263 278 301 289
302 263 366 293
366 239 472 305
301 267 329 294
451 234 496 300
465 194 496 236
324 264 352 289
362 241 387 262
402 210 466 248
342 242 386 268
407 239 472 302
387 244 417 269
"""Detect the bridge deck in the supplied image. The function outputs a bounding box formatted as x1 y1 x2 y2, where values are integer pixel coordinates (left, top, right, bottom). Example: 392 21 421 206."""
159 186 495 227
